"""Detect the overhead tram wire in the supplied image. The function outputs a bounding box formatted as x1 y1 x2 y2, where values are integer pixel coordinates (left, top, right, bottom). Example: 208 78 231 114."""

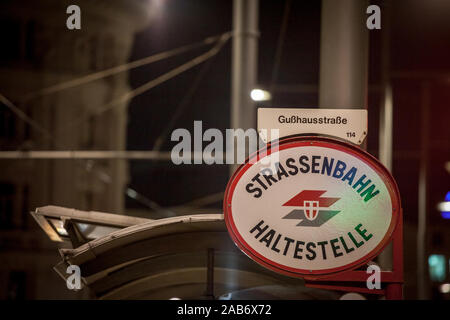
31 32 232 147
20 32 231 102
1 32 231 151
153 49 216 151
2 31 230 153
0 94 53 141
0 32 231 216
0 94 172 214
2 31 231 149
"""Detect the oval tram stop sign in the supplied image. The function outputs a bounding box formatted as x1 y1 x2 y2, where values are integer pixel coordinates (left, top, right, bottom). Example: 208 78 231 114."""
223 136 401 279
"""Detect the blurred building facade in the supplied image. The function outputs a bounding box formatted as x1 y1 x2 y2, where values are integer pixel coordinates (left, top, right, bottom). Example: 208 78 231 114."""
0 0 152 299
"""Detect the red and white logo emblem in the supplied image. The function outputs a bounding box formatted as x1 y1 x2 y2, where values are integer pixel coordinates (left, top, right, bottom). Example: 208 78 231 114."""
282 190 340 226
304 200 319 220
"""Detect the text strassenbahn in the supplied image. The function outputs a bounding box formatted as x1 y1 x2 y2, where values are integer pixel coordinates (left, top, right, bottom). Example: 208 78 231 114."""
245 155 380 202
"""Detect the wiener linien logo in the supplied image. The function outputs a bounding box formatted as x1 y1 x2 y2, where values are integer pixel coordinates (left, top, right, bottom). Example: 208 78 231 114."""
282 190 340 227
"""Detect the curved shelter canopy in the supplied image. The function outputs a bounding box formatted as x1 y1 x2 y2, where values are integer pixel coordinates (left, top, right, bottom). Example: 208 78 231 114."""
33 207 338 299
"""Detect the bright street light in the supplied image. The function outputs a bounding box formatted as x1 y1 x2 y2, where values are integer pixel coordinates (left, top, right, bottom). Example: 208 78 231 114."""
250 88 272 101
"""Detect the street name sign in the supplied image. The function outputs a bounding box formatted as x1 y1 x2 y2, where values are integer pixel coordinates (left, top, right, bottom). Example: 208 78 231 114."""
224 136 400 278
257 108 367 145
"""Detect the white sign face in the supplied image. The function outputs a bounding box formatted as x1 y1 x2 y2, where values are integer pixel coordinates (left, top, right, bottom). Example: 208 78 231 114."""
257 108 367 145
224 137 400 278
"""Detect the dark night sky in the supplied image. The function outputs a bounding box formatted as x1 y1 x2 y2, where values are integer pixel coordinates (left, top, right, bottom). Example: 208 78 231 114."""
125 0 450 225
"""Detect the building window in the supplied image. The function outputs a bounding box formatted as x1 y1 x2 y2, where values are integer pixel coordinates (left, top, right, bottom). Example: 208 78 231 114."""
0 17 21 63
21 185 30 230
6 271 27 300
0 183 15 229
0 183 30 229
25 20 36 63
0 103 16 140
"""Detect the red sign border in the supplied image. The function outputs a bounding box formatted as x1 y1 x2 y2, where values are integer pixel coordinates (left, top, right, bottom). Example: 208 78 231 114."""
223 135 401 279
